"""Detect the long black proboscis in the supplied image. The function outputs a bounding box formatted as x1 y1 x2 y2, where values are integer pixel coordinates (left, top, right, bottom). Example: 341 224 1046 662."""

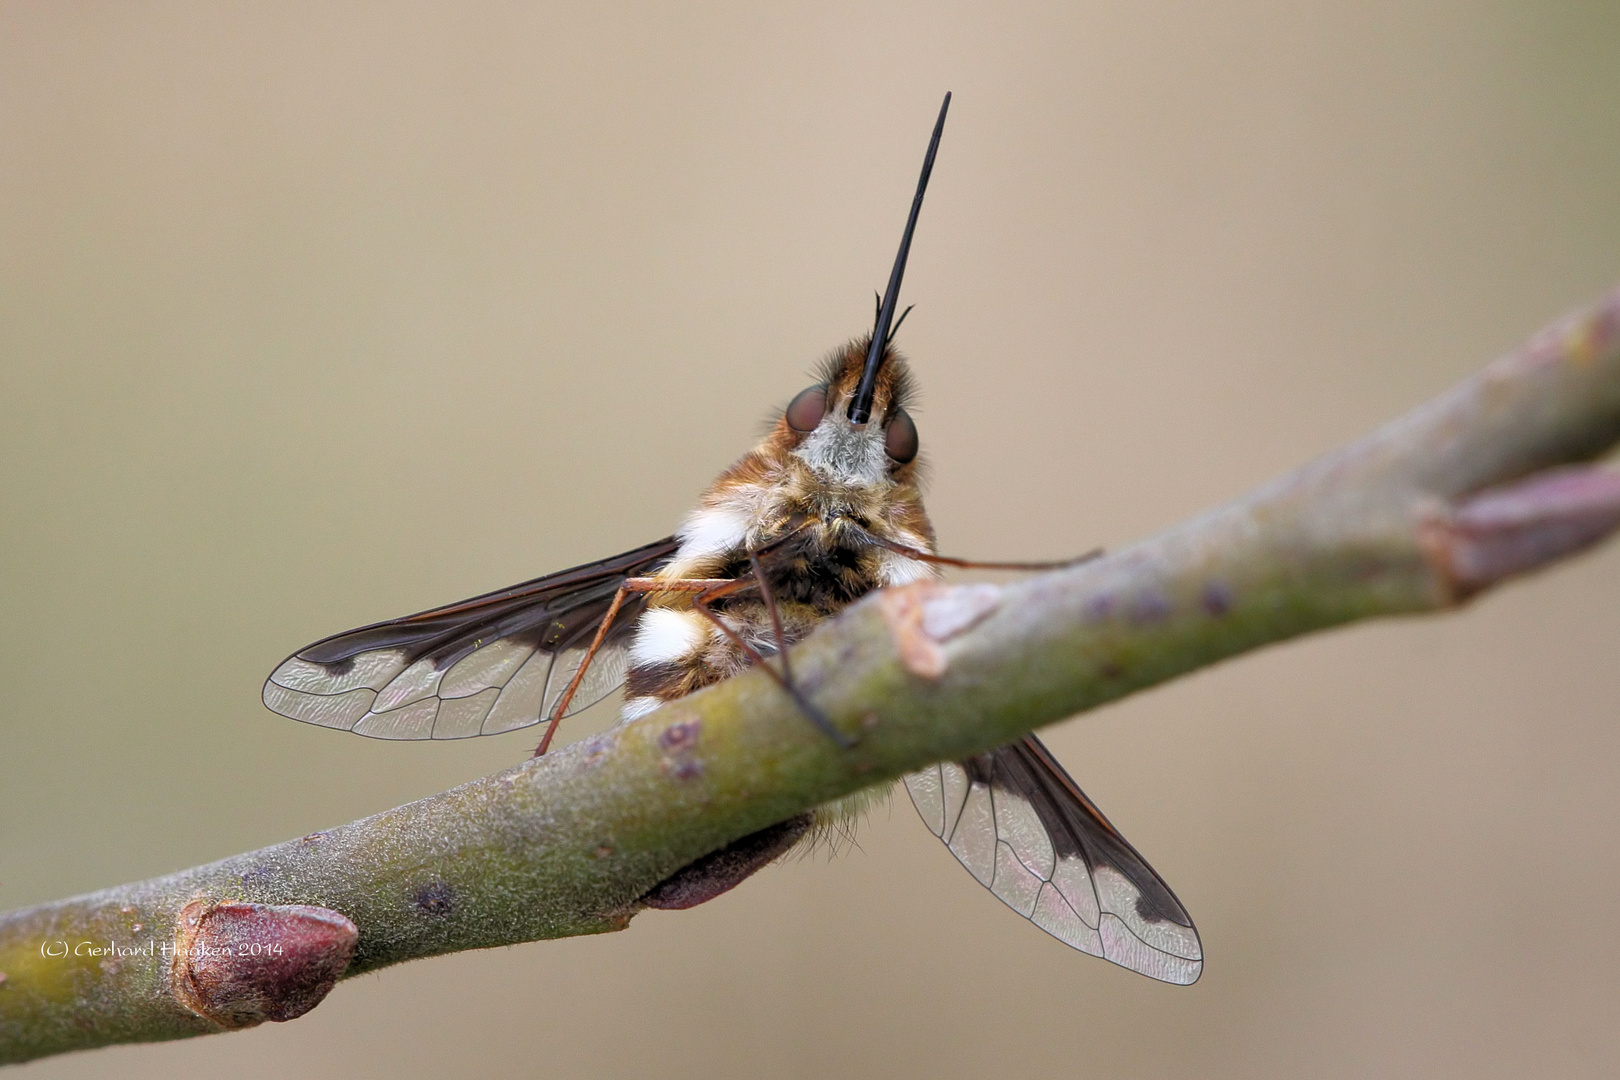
848 91 951 425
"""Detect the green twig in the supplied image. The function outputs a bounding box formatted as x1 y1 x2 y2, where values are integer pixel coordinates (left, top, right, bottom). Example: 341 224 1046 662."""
5 289 1620 1065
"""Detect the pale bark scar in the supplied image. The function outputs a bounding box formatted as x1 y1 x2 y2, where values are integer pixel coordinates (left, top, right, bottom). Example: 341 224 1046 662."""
879 582 1003 680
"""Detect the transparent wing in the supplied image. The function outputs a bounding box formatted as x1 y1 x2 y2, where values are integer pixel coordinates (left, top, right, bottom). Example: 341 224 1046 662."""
904 735 1202 984
262 537 677 740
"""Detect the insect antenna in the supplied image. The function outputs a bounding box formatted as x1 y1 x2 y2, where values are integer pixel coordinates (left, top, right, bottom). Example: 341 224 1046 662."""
885 303 915 346
870 294 915 345
848 91 951 425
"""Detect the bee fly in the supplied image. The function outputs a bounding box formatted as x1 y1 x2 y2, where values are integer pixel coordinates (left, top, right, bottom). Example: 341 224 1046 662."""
263 93 1203 984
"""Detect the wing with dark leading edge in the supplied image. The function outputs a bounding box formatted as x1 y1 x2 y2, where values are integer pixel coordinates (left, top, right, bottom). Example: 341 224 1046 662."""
904 735 1202 984
262 537 679 740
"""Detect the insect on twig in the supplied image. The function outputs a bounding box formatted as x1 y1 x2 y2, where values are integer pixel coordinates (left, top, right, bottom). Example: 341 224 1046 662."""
263 92 1203 984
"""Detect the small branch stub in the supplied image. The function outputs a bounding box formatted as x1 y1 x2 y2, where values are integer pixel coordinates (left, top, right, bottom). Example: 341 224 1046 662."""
1421 466 1620 599
170 901 357 1029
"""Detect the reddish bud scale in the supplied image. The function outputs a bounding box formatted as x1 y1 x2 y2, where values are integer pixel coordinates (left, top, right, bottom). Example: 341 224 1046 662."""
170 901 357 1029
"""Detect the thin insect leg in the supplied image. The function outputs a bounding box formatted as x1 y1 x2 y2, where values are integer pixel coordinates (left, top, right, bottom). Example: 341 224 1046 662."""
679 574 771 668
622 577 736 592
747 527 832 724
737 520 818 683
743 518 816 562
697 520 814 682
749 551 793 685
651 531 804 670
690 579 855 749
847 523 1101 571
533 585 633 757
532 576 741 757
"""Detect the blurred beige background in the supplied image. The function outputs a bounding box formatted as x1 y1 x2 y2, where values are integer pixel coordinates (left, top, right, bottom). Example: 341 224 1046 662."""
4 3 1620 1077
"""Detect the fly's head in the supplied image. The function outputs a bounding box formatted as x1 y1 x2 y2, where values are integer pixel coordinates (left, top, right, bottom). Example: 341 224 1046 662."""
666 334 932 587
756 334 927 538
678 333 931 571
785 335 918 489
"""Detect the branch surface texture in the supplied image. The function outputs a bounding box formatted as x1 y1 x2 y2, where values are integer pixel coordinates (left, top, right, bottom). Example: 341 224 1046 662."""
6 290 1620 1064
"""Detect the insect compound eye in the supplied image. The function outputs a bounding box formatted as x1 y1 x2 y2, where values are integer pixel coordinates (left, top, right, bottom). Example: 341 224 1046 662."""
884 408 919 464
785 386 828 432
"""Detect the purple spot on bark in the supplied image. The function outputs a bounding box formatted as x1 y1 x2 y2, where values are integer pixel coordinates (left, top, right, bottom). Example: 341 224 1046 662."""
238 864 274 887
659 721 700 751
1084 594 1116 621
1201 581 1233 616
1127 590 1173 624
412 881 455 917
663 757 705 780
